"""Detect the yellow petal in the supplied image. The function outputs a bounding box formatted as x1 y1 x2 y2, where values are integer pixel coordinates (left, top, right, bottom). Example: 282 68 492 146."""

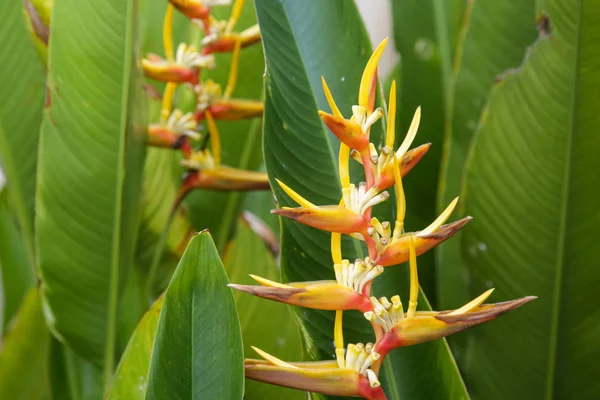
417 197 459 237
249 274 294 289
396 106 421 158
252 347 299 369
385 80 397 148
321 76 343 118
275 179 316 208
447 288 495 316
359 37 388 107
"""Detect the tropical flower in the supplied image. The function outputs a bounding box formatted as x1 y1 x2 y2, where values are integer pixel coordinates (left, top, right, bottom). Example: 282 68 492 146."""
142 43 214 84
231 36 535 400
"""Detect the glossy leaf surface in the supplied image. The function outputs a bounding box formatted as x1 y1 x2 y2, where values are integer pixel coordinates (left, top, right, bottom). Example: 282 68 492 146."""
36 0 145 377
146 232 243 399
460 0 600 397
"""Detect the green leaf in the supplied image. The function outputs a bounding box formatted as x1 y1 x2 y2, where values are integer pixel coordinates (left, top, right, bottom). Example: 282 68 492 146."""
459 1 600 398
0 0 46 252
107 296 164 400
146 231 243 399
224 216 303 399
437 0 538 309
36 0 146 380
0 289 49 400
0 190 35 330
185 0 265 250
258 1 468 399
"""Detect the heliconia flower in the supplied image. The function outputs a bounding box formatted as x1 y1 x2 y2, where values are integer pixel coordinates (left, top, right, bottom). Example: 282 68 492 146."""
175 111 270 203
169 0 230 22
202 24 261 54
193 80 264 121
371 290 536 358
245 346 387 400
271 180 388 235
147 109 198 155
351 143 431 189
142 44 214 84
375 198 472 266
317 38 389 163
229 258 384 312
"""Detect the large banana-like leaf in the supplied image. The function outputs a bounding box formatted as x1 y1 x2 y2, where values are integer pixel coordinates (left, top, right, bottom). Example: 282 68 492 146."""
0 289 49 400
459 0 600 397
224 216 303 399
36 0 146 380
146 231 243 399
257 1 467 399
390 0 466 302
0 0 46 251
185 0 265 250
437 0 538 309
0 190 35 329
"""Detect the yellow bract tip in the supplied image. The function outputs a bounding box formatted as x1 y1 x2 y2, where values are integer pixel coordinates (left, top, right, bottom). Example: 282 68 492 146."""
321 76 343 118
205 111 221 165
331 232 342 265
334 310 344 349
393 153 406 229
226 0 246 34
396 106 421 158
275 179 316 209
163 3 174 61
358 37 388 107
418 197 459 237
385 80 397 148
249 274 294 289
339 143 350 189
447 288 495 316
160 82 177 121
252 346 299 369
224 38 242 99
407 235 418 318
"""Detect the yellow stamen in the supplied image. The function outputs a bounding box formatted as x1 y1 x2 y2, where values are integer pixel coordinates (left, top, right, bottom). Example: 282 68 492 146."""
447 288 495 316
275 179 316 208
224 38 242 99
334 310 345 367
205 111 221 165
249 274 294 289
321 76 343 118
161 83 177 121
392 154 406 239
339 143 350 188
385 80 397 148
331 233 342 265
163 4 174 61
407 235 418 318
226 0 246 34
358 37 388 107
252 346 299 369
396 106 421 158
418 197 459 237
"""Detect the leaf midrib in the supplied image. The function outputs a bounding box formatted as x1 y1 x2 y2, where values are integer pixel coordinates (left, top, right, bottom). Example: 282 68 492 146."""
544 2 582 399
